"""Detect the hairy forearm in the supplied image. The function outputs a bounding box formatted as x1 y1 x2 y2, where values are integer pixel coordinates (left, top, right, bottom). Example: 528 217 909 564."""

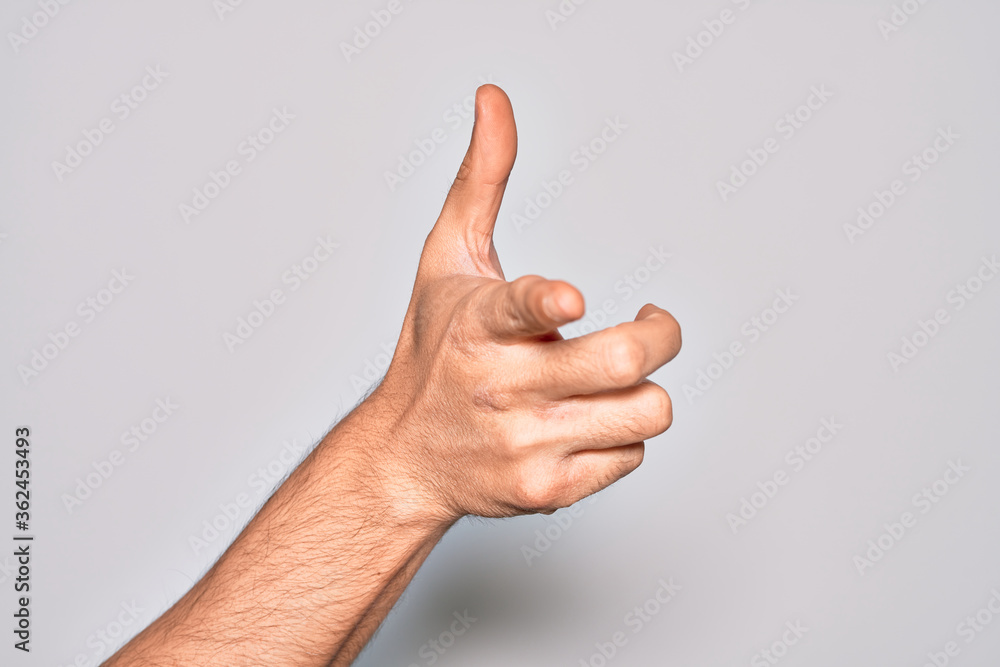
107 399 452 666
330 542 439 664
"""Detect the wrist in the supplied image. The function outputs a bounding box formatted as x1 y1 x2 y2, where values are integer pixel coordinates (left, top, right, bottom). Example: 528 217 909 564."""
317 393 459 536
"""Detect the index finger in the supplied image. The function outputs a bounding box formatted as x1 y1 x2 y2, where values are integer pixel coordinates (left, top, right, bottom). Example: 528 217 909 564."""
536 304 682 397
480 275 585 339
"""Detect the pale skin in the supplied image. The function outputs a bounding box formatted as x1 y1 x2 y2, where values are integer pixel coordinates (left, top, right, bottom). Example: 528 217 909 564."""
106 84 682 666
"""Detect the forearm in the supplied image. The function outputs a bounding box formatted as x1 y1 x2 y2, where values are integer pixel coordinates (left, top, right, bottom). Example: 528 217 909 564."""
107 400 452 666
331 544 438 664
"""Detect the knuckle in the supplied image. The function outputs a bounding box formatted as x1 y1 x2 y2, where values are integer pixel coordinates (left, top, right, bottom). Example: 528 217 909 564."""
616 444 645 476
510 275 544 305
591 445 645 495
602 334 646 386
611 386 671 442
667 317 682 354
441 291 487 349
472 386 513 413
658 311 683 355
500 422 533 455
512 274 543 290
489 415 525 456
644 384 674 434
510 275 546 327
513 468 560 511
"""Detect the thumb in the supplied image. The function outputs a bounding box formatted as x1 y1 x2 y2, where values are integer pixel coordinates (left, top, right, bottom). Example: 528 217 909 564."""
428 84 517 275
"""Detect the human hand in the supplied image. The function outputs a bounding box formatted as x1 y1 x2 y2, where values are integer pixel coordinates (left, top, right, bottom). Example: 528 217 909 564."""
102 84 682 667
360 85 681 524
